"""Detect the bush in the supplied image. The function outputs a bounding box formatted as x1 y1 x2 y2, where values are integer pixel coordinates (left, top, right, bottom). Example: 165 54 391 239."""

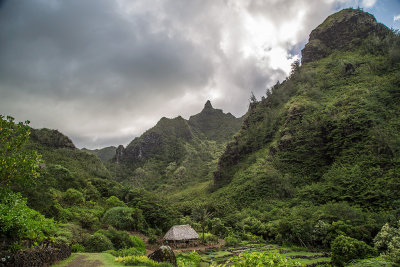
115 255 172 266
242 232 264 243
71 243 85 252
77 211 100 230
225 251 302 266
0 190 57 243
225 233 240 247
130 235 146 251
176 251 202 267
374 221 400 265
106 247 145 257
85 233 114 252
331 235 377 266
242 216 266 236
63 188 84 206
203 233 218 243
102 207 145 231
55 223 89 246
96 227 146 252
105 196 127 209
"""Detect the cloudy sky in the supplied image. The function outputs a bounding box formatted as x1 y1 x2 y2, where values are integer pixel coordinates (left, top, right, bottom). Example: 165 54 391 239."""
1 0 399 149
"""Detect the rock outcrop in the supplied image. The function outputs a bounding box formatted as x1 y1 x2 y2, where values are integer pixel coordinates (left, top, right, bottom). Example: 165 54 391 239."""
148 246 177 267
301 8 390 64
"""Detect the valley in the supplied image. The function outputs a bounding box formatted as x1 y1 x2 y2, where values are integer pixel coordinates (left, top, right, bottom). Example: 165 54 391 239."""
1 7 400 267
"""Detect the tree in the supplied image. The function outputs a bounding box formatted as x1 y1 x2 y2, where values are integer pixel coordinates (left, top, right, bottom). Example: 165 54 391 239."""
0 115 41 189
249 92 258 104
192 205 212 243
0 116 56 246
290 60 300 77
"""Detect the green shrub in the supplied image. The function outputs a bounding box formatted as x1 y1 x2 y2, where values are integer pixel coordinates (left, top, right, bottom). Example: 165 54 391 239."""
115 255 172 266
225 233 240 247
0 190 56 243
71 243 85 252
225 251 302 266
374 221 400 265
85 233 114 252
105 196 127 209
176 251 202 267
63 188 84 205
106 247 145 257
102 207 145 231
130 235 146 251
96 227 146 252
331 235 377 266
242 232 264 243
242 216 266 236
203 232 218 243
208 217 228 237
55 223 89 246
77 210 100 230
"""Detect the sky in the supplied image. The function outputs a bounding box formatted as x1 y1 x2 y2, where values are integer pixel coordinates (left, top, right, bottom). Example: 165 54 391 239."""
0 0 399 149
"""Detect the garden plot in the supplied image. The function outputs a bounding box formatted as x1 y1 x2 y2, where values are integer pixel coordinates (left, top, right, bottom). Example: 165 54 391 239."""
192 243 332 266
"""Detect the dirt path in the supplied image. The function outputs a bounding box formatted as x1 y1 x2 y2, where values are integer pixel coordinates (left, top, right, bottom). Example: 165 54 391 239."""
65 254 104 267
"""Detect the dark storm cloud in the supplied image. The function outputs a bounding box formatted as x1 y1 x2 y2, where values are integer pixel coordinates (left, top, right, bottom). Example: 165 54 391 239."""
0 0 376 148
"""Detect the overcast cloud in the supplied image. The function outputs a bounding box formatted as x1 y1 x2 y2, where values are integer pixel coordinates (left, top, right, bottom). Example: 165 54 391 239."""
0 0 389 148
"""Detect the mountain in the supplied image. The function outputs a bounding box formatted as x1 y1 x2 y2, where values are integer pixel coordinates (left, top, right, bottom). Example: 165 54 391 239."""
109 101 243 191
16 128 112 217
82 146 117 163
212 8 400 210
188 100 243 142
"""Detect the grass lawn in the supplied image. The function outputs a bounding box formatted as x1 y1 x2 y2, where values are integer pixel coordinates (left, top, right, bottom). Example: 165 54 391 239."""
51 252 124 267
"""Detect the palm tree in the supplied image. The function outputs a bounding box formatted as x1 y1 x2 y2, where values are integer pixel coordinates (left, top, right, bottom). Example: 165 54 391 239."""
192 206 212 243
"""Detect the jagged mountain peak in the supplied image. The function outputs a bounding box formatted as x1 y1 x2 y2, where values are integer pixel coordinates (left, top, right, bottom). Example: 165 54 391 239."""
204 100 213 109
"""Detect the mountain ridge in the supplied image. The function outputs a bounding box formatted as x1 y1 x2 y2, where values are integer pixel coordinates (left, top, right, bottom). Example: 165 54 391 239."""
108 100 243 191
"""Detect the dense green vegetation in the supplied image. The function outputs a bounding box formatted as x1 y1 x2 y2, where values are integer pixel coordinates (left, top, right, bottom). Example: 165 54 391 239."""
0 115 178 260
1 8 400 267
198 8 400 266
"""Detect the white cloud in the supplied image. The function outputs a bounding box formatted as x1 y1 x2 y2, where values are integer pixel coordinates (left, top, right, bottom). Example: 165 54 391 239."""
0 0 378 148
362 0 377 8
394 15 400 22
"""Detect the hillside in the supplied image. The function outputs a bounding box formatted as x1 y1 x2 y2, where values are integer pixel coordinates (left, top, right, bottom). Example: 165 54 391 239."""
109 101 243 191
13 128 112 217
2 7 400 267
82 146 117 163
202 8 400 248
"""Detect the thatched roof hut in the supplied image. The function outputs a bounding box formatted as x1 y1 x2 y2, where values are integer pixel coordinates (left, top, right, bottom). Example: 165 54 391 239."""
163 225 199 248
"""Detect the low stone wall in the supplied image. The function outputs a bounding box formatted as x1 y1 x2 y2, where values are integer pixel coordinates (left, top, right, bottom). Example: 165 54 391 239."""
0 245 71 267
164 240 200 249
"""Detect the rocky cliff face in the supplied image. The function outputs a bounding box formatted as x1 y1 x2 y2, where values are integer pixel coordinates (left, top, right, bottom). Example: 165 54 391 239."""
109 101 243 190
301 8 390 64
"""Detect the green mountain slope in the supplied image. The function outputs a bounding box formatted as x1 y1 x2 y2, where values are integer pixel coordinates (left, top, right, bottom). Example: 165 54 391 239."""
82 146 117 163
10 126 178 234
109 101 243 191
212 8 400 211
13 128 112 217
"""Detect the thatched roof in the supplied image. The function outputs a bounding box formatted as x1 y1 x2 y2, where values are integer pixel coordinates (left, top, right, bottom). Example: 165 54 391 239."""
163 225 199 241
